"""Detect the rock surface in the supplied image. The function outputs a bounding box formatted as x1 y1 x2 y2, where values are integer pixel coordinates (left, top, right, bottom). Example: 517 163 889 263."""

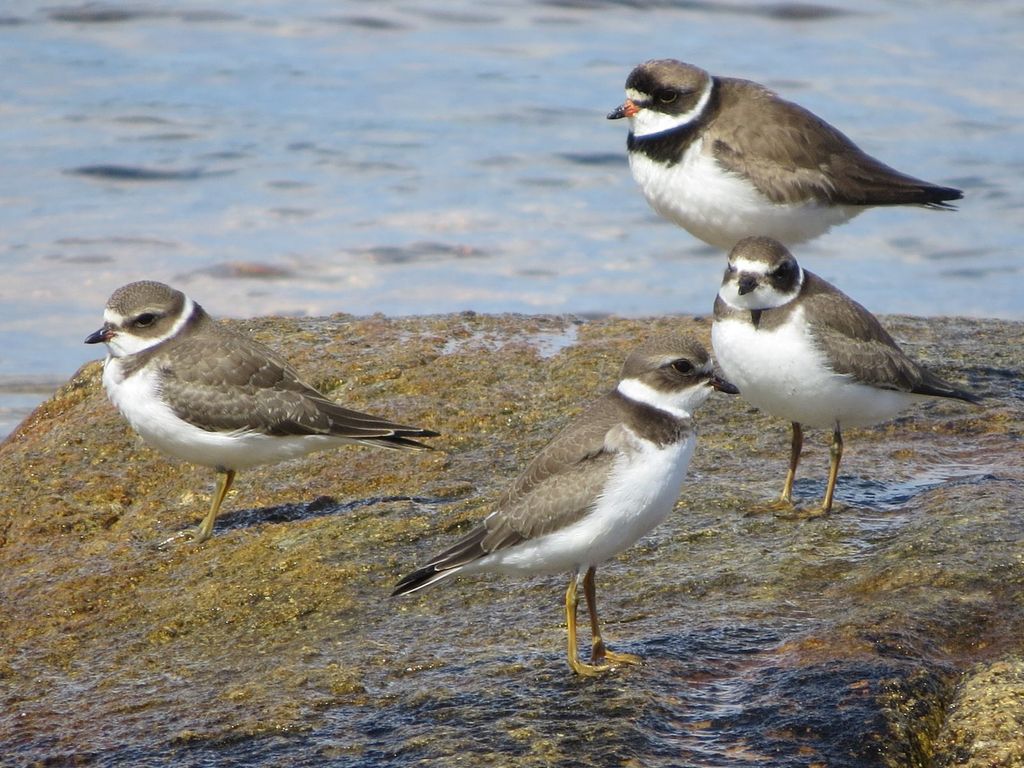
1 312 1021 767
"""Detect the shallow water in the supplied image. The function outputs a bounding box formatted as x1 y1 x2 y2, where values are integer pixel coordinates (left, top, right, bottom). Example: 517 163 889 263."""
0 0 1022 435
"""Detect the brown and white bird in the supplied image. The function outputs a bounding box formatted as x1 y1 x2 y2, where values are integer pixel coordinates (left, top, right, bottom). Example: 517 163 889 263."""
608 59 963 249
85 280 438 544
393 334 736 675
711 237 979 514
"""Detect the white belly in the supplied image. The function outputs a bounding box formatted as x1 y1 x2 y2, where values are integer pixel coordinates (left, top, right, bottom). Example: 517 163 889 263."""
103 358 347 470
473 431 696 576
712 310 918 429
629 141 861 249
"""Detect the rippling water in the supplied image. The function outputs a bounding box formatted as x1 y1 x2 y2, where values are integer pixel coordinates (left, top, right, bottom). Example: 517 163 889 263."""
1 0 1021 436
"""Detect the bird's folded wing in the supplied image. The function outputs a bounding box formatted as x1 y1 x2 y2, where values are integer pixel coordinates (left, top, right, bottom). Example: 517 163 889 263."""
395 398 624 584
804 286 950 395
480 449 617 551
711 81 946 207
158 332 434 439
480 396 628 549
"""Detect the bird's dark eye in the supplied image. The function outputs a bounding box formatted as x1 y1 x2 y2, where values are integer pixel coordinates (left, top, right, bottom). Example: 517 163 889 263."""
655 89 678 104
133 312 158 328
671 359 694 374
770 262 794 280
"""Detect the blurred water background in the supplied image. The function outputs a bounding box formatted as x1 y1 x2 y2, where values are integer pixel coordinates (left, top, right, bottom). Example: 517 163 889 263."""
1 0 1022 437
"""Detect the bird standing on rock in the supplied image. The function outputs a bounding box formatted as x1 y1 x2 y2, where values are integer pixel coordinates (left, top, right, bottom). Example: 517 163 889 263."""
711 237 979 514
86 280 438 544
393 334 736 675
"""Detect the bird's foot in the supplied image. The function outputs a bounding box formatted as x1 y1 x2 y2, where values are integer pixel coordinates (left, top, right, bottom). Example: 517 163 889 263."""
155 525 211 550
573 641 642 675
595 648 642 667
745 497 796 517
570 657 615 677
773 503 829 521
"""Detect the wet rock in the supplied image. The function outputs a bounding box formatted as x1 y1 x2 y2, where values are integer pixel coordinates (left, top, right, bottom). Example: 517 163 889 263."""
934 658 1024 767
0 313 1021 766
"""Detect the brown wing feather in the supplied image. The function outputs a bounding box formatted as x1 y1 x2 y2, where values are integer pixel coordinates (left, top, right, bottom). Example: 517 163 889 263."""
481 450 617 547
710 77 961 207
155 323 437 443
393 448 616 595
391 393 628 594
801 273 977 401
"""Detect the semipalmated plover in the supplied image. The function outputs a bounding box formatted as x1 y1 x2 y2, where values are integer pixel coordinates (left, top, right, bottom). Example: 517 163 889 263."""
85 280 438 544
608 59 963 249
392 335 736 675
711 236 979 514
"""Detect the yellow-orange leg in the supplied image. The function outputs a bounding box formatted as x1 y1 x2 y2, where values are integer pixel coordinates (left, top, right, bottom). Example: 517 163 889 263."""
565 572 613 676
195 468 235 543
821 426 843 514
583 566 641 668
779 422 804 505
763 422 803 517
159 468 235 548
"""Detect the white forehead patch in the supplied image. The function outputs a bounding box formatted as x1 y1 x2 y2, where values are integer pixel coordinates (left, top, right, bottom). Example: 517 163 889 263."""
728 256 773 276
630 78 713 138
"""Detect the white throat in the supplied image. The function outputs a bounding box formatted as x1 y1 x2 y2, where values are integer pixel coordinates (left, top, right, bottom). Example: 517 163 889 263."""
629 78 713 138
616 376 711 419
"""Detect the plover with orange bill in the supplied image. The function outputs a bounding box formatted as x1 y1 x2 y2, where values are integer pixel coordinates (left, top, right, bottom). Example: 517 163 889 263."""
608 59 963 249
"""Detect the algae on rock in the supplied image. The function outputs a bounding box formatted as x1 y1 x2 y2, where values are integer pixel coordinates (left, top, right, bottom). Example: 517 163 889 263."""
0 313 1021 767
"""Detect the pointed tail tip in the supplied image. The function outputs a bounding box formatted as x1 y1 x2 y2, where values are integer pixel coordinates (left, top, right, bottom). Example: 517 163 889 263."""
402 437 438 451
950 377 983 405
942 383 982 405
386 428 441 450
391 564 455 596
960 388 983 406
391 571 428 597
932 185 964 208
